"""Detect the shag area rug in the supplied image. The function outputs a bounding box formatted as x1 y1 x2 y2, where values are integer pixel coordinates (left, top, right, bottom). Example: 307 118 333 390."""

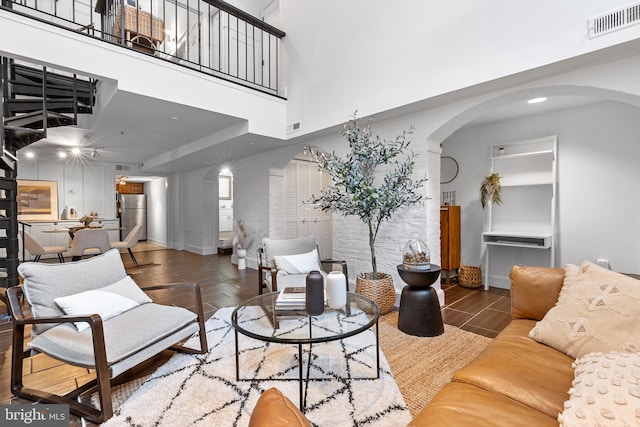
102 307 411 426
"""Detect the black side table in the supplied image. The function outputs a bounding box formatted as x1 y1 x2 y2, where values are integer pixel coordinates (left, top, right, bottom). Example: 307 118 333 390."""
396 264 444 337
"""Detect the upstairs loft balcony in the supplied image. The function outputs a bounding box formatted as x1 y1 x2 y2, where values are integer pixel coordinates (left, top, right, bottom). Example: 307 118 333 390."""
0 0 286 97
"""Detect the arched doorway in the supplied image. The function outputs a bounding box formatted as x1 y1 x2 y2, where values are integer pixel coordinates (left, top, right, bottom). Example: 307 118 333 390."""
428 84 640 287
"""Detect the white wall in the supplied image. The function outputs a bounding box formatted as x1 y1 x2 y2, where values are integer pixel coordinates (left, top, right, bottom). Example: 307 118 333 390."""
442 101 640 278
229 114 440 303
146 177 167 245
280 0 640 139
17 158 122 219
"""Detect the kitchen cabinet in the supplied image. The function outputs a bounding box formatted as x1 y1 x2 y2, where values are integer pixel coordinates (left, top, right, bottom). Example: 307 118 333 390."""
482 136 557 289
118 182 144 194
219 209 233 232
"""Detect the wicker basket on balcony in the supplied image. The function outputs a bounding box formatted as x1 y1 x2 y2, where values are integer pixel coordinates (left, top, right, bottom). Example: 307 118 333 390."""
113 6 165 45
459 263 482 289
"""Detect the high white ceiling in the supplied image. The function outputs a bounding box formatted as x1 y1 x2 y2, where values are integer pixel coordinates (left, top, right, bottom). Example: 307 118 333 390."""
19 90 602 177
465 95 601 127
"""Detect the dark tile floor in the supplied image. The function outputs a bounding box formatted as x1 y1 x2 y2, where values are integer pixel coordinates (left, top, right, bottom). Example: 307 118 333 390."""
0 249 511 425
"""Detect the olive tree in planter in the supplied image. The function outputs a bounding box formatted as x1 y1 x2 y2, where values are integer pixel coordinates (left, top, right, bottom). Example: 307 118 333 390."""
307 114 427 314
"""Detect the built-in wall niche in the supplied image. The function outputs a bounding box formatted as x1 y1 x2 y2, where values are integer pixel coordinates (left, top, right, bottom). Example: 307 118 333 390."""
219 174 233 233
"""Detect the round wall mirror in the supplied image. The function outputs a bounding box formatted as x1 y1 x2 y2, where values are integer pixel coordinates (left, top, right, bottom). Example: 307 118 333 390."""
440 156 459 184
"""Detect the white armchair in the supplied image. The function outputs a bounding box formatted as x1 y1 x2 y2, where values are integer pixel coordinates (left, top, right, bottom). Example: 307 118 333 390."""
257 234 348 294
7 249 208 423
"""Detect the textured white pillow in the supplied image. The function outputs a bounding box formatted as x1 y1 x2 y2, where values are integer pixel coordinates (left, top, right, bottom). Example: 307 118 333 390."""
54 276 152 332
273 249 321 275
558 351 640 426
529 261 640 358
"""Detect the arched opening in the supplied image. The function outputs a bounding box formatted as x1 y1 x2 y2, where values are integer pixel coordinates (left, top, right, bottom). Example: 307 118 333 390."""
428 85 640 287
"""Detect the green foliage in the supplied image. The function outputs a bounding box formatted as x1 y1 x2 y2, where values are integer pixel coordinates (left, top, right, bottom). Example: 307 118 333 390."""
480 172 502 209
307 114 427 277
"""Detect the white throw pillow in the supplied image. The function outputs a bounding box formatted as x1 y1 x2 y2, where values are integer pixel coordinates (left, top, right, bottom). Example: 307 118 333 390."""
273 249 321 276
54 276 152 332
558 351 640 426
529 261 640 358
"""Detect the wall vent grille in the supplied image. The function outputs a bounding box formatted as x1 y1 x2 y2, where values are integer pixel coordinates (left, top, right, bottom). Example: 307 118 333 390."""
589 2 640 38
116 164 130 171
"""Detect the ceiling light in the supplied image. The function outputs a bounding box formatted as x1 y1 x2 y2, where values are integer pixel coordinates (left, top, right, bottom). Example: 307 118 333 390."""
528 97 548 104
58 151 67 158
71 147 81 155
25 151 35 159
90 148 99 158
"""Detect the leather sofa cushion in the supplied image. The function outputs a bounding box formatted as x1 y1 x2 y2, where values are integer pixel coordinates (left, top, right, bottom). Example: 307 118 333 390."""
452 319 574 419
510 265 564 321
249 388 311 427
409 382 559 427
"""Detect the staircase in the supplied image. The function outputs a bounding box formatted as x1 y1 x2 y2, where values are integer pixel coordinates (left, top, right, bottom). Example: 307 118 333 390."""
0 57 96 289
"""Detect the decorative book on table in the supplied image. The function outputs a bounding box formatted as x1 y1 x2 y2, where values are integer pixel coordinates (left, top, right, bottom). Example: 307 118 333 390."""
275 287 305 310
275 287 329 311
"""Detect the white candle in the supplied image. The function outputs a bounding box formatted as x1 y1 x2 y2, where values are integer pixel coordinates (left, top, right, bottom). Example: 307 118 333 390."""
327 271 347 310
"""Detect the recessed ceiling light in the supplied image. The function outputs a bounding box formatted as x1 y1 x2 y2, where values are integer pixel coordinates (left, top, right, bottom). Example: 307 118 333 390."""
58 151 67 158
172 116 179 121
25 151 35 158
528 97 548 104
71 147 81 155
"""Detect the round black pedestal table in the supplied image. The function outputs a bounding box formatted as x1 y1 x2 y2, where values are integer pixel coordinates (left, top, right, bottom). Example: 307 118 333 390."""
396 264 444 337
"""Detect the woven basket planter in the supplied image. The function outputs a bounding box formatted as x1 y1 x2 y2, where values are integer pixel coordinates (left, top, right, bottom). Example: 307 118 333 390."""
355 272 396 315
459 263 482 289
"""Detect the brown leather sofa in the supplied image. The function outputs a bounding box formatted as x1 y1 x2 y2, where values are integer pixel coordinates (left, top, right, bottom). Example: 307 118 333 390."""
409 265 572 426
250 265 573 426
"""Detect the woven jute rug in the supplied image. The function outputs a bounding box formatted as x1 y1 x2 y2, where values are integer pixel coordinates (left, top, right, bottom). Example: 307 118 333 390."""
378 310 493 416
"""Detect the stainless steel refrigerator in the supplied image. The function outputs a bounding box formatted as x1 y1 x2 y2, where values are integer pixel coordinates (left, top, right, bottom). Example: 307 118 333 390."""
118 194 147 241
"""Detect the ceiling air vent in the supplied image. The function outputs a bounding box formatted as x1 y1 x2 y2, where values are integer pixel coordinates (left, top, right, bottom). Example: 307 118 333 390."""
588 2 640 38
286 121 302 134
116 164 130 171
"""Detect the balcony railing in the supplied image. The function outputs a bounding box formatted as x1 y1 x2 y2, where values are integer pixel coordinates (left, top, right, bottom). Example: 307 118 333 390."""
1 0 285 96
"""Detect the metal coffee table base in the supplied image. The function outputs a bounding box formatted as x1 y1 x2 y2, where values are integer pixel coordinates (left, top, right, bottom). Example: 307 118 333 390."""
234 317 380 413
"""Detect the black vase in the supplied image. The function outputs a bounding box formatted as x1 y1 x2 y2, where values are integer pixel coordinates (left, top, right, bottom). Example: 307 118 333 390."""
305 270 324 316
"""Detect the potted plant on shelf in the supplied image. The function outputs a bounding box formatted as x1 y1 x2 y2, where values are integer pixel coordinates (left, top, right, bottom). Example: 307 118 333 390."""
307 114 427 314
480 172 502 209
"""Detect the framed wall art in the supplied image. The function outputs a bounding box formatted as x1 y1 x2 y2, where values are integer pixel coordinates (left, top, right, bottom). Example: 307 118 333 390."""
17 180 59 221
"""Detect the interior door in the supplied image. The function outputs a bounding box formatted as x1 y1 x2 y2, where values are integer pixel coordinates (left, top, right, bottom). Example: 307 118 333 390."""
285 159 332 258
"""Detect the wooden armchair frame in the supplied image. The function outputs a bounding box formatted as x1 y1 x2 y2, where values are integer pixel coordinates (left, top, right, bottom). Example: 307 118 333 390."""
6 281 208 424
257 247 348 294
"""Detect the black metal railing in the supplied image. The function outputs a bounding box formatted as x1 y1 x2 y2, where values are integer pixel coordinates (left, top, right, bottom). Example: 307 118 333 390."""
1 0 285 96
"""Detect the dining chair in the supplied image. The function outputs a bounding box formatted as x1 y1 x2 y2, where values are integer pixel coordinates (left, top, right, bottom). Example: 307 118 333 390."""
70 228 111 261
20 230 66 263
109 223 143 266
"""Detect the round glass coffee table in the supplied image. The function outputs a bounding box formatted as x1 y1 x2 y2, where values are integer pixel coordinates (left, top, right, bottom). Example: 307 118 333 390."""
231 291 380 412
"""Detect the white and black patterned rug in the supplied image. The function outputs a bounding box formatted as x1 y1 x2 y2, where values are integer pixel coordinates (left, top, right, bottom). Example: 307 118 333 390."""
102 307 411 426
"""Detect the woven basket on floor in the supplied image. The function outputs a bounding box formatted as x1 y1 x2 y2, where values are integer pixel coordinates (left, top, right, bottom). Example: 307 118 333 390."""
459 263 482 289
355 272 396 314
